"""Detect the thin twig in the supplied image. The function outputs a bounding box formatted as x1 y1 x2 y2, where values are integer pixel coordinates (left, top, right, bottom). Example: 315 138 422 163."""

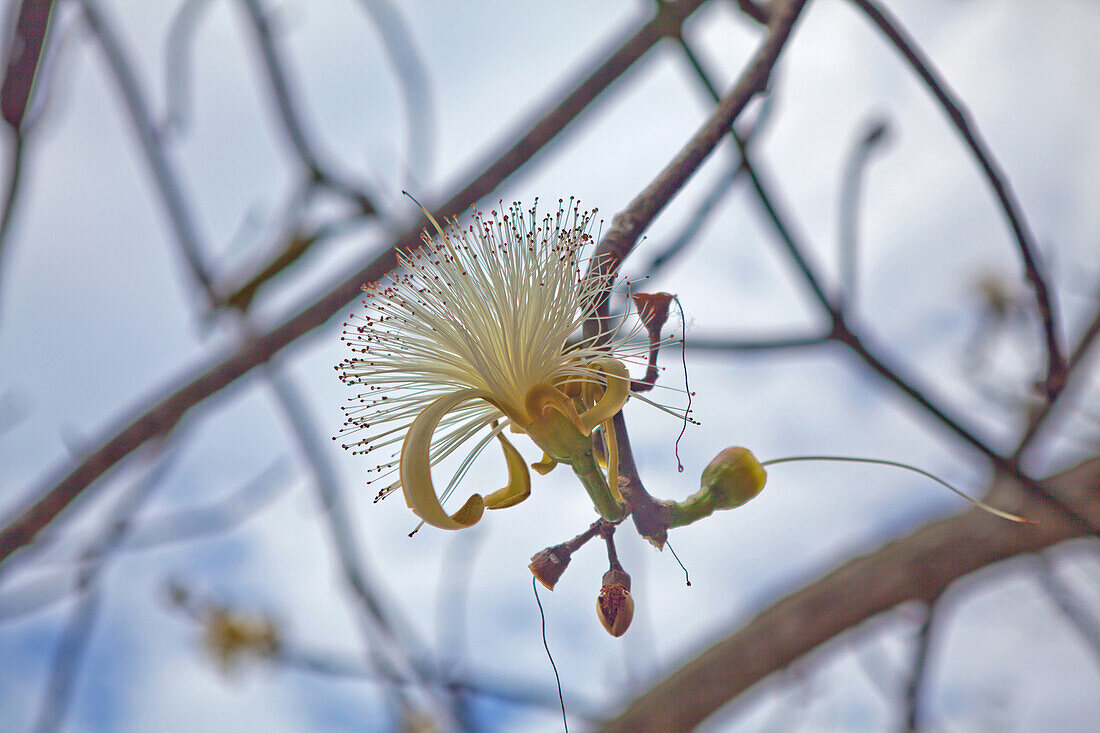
33 441 174 733
354 0 435 184
684 331 830 352
1031 552 1100 673
838 115 891 304
1014 300 1100 460
78 0 217 306
0 130 25 312
903 603 935 732
162 0 215 136
847 0 1065 397
237 0 376 212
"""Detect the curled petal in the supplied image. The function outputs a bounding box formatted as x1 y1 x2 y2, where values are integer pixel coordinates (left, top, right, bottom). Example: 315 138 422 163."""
532 453 558 475
580 359 630 433
401 390 492 530
483 431 532 509
526 383 586 435
602 419 622 504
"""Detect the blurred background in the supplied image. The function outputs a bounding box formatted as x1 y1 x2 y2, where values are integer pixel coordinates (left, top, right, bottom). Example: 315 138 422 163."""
1 0 1099 730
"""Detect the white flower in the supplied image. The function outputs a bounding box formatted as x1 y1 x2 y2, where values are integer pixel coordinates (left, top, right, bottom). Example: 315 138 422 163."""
337 200 643 530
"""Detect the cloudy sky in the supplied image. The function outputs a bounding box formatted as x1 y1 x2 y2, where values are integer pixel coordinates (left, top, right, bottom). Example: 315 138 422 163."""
1 0 1099 730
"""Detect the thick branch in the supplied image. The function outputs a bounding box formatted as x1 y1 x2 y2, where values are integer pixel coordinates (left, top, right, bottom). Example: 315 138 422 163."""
604 456 1100 731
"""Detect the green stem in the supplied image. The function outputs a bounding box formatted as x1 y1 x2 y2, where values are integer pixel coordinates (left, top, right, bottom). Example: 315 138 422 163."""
667 489 719 529
571 452 626 522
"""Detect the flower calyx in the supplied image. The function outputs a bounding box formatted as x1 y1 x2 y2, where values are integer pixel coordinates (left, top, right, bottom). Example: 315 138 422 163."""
597 567 634 638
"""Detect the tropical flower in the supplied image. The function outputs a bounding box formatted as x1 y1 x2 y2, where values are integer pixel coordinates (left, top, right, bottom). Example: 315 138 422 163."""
336 200 646 530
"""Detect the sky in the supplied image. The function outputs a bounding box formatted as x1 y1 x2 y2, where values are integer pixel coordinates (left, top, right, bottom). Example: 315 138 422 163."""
1 0 1099 731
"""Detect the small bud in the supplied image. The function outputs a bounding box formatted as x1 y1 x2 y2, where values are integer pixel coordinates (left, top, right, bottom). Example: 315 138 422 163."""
597 568 633 637
529 544 572 591
700 446 766 509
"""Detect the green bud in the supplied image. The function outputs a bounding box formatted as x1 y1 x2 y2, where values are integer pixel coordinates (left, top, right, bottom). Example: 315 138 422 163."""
700 447 766 509
667 447 766 529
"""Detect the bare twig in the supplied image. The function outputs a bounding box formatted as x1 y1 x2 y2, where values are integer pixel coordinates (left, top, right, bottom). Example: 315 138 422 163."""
903 603 936 732
1031 552 1100 672
33 440 174 733
0 130 24 307
162 0 215 136
0 0 714 568
847 0 1065 397
838 115 891 303
237 0 377 212
78 0 217 306
1014 302 1100 460
353 0 435 184
1 0 55 129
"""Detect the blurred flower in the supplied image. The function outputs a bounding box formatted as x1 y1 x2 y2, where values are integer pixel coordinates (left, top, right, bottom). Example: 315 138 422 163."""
337 200 646 529
203 606 279 673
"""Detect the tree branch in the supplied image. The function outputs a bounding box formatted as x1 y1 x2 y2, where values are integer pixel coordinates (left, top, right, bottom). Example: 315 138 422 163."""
847 0 1065 397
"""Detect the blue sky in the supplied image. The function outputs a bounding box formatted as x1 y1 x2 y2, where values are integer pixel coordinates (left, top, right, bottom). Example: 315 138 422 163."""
2 0 1100 730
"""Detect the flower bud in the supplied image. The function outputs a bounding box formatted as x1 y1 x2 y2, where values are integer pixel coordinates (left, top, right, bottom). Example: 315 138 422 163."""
700 446 766 510
529 544 572 591
597 568 633 637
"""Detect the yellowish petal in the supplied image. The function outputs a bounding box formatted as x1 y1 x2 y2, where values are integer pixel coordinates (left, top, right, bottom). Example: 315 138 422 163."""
401 390 491 530
580 359 630 433
603 419 622 504
531 453 558 475
484 432 532 509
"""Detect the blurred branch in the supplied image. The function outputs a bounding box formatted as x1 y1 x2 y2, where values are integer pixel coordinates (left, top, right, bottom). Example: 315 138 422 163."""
838 115 890 304
1 0 54 129
0 129 24 307
262 364 451 723
0 0 715 568
671 16 1100 537
604 455 1100 730
0 460 287 621
903 603 935 732
1015 300 1100 460
729 0 770 25
684 331 830 351
0 0 54 315
33 439 174 733
78 0 217 306
847 0 1065 397
237 0 376 212
1031 552 1100 672
353 0 435 184
162 0 215 136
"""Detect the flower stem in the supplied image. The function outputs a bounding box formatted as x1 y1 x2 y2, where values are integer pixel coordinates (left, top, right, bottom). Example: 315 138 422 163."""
571 452 626 521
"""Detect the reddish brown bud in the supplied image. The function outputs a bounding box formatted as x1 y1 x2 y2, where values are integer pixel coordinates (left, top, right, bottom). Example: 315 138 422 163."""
597 568 634 637
529 544 572 591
